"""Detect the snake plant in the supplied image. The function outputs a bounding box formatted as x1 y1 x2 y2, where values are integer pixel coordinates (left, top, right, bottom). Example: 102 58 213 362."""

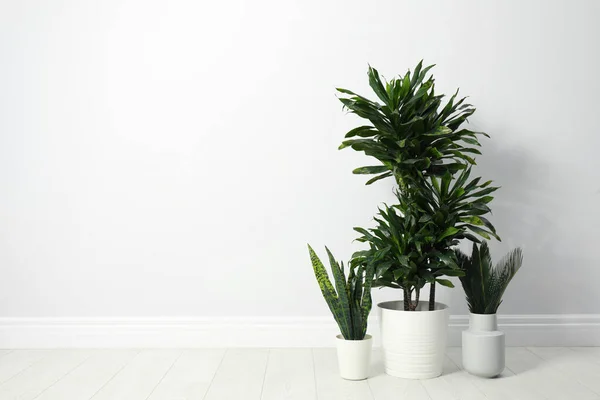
307 244 374 340
456 241 523 314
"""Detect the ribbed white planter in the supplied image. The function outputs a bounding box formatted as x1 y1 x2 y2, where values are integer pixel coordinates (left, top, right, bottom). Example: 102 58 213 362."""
462 313 505 378
379 301 448 379
335 334 372 380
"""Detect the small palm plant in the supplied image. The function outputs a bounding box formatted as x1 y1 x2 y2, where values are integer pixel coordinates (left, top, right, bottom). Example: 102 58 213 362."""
307 245 375 340
456 242 523 314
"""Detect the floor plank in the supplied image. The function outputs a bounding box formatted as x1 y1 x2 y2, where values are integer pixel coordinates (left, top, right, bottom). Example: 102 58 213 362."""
146 348 226 400
446 347 544 400
0 347 596 399
312 348 374 400
0 349 91 400
570 347 600 365
434 355 486 400
0 350 48 385
367 349 431 400
420 352 461 400
505 347 599 400
260 348 316 400
204 348 269 400
90 349 181 400
528 347 600 396
34 350 138 400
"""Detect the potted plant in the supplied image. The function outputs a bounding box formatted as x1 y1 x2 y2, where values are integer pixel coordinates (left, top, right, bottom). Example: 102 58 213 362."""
339 62 500 379
307 245 375 380
456 241 523 378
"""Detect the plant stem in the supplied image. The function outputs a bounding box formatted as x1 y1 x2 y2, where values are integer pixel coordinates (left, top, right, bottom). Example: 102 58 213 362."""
414 287 420 311
403 287 410 311
429 282 436 311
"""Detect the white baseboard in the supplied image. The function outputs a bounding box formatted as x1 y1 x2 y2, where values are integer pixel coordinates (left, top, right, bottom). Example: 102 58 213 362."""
448 314 600 347
0 315 598 348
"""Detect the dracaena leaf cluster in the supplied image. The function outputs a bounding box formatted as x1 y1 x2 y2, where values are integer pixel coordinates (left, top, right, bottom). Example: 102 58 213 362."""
339 62 500 311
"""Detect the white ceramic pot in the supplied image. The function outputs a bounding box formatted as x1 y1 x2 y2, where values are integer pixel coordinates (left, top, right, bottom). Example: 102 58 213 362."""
462 313 505 378
335 334 373 380
379 301 448 379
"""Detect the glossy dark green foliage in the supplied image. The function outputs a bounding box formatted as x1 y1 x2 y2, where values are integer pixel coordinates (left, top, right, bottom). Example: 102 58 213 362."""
337 61 488 189
456 242 523 314
351 196 457 311
341 62 500 310
308 245 375 340
351 186 480 311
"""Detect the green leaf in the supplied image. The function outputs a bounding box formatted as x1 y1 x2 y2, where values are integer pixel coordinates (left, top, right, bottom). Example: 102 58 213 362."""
462 137 480 146
307 245 348 338
456 242 522 314
436 278 455 288
439 227 460 241
325 247 352 337
353 165 389 175
464 224 494 240
467 187 499 200
368 66 390 105
441 171 452 198
344 126 376 138
438 269 465 277
365 172 392 185
393 269 405 280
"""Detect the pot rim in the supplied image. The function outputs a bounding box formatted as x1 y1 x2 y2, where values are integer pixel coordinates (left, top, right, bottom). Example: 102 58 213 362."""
377 300 448 312
335 334 373 341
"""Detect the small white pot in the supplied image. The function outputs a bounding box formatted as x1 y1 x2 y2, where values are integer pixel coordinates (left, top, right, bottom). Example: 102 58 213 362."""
462 313 505 378
335 334 373 380
379 301 448 379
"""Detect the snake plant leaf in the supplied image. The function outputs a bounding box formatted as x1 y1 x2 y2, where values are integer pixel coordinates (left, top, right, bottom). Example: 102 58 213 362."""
307 245 349 338
325 246 353 339
346 264 356 304
360 262 375 337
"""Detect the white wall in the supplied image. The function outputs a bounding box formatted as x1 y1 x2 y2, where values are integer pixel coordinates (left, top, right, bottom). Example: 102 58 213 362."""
1 0 599 321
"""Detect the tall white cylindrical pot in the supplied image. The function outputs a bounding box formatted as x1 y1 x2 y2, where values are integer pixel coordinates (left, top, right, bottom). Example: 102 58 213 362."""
379 301 449 379
335 334 373 380
462 313 505 378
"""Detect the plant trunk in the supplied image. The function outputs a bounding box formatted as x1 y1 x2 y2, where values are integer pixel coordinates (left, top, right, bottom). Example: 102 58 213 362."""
411 288 420 311
403 287 410 311
429 282 436 311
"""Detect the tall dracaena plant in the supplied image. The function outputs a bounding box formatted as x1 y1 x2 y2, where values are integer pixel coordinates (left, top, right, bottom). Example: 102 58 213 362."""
340 62 499 311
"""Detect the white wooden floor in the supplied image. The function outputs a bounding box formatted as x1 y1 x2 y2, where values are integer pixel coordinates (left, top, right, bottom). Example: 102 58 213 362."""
0 347 599 399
